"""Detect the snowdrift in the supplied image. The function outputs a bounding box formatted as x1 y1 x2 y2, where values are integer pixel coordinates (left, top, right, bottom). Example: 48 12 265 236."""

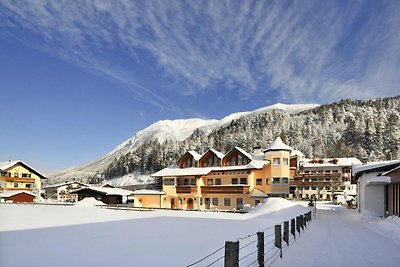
75 197 106 207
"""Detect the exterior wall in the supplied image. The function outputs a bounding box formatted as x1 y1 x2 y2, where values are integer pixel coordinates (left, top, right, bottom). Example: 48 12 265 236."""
4 192 35 203
264 151 290 196
134 194 162 208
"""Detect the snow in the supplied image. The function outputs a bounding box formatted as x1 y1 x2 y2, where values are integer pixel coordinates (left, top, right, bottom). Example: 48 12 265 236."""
74 197 106 207
1 199 398 266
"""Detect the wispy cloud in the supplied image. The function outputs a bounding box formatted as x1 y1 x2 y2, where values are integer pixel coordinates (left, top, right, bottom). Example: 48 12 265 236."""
1 0 399 107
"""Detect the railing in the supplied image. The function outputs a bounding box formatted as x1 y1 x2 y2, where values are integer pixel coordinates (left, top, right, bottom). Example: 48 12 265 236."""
0 176 36 183
290 180 342 186
294 172 341 178
201 185 250 194
176 185 198 194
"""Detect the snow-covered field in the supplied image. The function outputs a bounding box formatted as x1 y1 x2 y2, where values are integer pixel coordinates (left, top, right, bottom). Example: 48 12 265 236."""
0 199 399 267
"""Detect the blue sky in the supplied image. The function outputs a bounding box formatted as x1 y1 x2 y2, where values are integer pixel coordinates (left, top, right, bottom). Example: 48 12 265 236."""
1 0 399 173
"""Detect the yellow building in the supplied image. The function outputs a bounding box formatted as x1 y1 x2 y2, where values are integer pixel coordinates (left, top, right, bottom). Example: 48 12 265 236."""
152 137 294 211
0 160 47 201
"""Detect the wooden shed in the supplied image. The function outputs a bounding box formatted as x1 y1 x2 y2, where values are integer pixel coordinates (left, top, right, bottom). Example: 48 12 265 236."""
0 190 36 203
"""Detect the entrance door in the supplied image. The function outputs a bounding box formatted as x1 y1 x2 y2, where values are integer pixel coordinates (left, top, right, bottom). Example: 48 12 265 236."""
205 198 211 209
236 198 243 210
187 198 194 210
171 198 175 209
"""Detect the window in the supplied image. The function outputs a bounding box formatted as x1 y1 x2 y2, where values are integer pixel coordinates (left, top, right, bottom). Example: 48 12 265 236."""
272 178 280 184
255 200 261 206
164 178 175 186
224 198 231 206
14 172 19 177
200 198 203 205
231 178 238 184
183 179 189 185
273 158 280 166
25 184 32 188
207 179 213 186
22 173 31 178
240 178 247 185
215 178 221 185
283 158 288 166
266 178 269 185
340 186 345 190
191 179 196 186
282 178 289 184
256 179 262 185
212 197 218 206
311 186 317 190
14 183 18 188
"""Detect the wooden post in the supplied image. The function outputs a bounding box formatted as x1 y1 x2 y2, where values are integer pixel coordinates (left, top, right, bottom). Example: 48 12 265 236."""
274 224 282 258
257 232 265 267
291 218 296 239
296 216 301 235
303 213 307 228
283 221 289 246
300 215 304 230
224 241 239 267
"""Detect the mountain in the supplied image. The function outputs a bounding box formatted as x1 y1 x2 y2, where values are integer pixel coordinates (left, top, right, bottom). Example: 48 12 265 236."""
50 96 400 187
49 103 319 185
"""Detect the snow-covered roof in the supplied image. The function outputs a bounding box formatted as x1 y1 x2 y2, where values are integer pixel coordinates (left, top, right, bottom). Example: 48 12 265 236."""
264 137 293 152
188 151 201 161
250 188 268 198
353 160 400 177
131 190 166 195
71 186 134 196
0 190 36 197
44 181 89 189
291 149 304 158
0 160 48 179
208 148 224 159
302 157 362 168
303 163 340 168
152 167 214 177
365 175 391 186
336 158 363 166
234 147 253 161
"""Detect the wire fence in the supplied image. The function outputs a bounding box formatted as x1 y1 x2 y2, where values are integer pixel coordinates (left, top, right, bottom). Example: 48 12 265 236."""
186 210 313 267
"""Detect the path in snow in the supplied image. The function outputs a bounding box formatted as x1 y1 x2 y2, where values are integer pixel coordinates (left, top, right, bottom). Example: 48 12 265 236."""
274 204 400 267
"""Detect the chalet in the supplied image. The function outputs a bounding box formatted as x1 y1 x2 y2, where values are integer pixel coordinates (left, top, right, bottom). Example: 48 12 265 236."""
43 181 89 203
290 157 362 201
0 160 47 202
71 186 135 205
354 160 400 217
151 137 294 211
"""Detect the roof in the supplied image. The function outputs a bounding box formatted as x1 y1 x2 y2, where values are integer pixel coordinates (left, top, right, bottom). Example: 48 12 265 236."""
71 186 134 196
382 165 400 176
0 190 36 198
131 190 166 195
43 181 88 189
264 137 293 152
0 160 48 179
152 167 214 177
353 160 400 179
208 149 224 159
234 147 253 161
188 151 201 161
291 149 304 158
250 188 268 198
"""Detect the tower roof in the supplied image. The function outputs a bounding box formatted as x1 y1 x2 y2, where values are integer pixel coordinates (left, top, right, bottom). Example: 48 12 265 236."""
264 137 293 153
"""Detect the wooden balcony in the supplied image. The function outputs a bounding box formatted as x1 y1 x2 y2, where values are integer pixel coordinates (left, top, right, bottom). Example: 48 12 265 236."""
0 176 35 183
176 186 197 194
201 185 250 194
290 180 342 186
294 172 342 179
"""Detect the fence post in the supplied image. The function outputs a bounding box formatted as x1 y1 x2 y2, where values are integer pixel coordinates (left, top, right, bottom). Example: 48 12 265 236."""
296 216 301 235
291 218 296 239
257 232 264 267
274 224 282 258
224 241 239 267
283 221 289 246
309 211 312 221
300 215 304 231
303 213 307 228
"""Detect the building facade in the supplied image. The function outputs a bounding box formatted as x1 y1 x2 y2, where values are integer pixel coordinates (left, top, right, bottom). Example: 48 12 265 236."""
290 158 362 201
151 137 294 211
43 181 89 203
0 160 47 202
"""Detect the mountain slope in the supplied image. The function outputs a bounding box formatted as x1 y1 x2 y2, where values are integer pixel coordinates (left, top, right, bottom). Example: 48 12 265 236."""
49 103 319 184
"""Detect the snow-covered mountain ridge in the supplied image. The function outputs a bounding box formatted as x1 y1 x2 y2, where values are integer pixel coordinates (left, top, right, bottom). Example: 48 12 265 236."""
49 103 318 185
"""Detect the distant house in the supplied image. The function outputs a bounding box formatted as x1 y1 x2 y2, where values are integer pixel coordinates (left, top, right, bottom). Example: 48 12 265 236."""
0 160 48 202
0 190 36 203
43 181 89 203
353 160 400 217
71 186 134 205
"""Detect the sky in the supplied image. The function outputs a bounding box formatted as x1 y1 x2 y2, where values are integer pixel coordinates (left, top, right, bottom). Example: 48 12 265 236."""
1 0 399 173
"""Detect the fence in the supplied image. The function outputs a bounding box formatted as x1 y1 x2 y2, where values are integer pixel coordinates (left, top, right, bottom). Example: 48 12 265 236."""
187 211 313 267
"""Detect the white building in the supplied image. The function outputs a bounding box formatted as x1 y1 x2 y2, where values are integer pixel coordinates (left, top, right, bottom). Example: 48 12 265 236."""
43 181 89 203
353 160 400 217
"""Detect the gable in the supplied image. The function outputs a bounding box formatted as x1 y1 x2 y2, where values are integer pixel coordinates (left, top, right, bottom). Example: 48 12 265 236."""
223 148 251 166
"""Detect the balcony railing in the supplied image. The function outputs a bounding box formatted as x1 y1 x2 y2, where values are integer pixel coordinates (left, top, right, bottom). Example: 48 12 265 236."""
176 186 197 194
201 185 250 194
294 172 342 178
0 176 36 183
290 180 342 186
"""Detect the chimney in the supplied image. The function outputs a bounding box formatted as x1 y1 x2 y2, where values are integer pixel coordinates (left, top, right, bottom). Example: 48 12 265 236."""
253 146 262 155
